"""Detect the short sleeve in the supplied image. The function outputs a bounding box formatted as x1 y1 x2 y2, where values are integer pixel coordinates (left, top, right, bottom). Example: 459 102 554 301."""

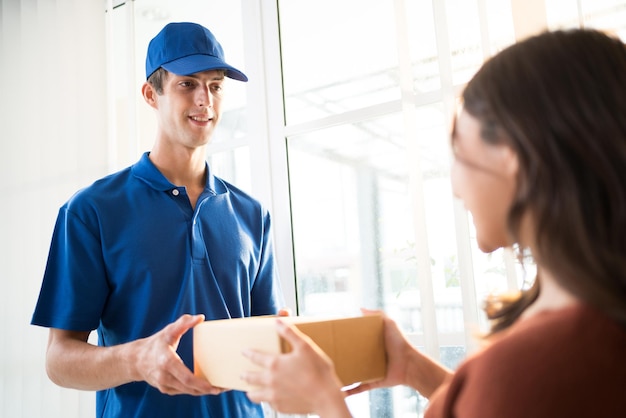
31 204 109 331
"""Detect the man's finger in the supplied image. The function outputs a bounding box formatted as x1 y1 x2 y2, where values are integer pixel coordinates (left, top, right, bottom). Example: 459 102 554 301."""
277 307 292 316
164 314 205 344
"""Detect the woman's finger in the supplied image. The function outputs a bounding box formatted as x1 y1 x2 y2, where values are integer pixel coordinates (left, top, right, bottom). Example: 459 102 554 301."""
242 347 275 368
275 319 314 351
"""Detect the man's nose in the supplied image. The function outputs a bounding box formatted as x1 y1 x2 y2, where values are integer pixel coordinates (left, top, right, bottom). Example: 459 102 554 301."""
196 87 213 107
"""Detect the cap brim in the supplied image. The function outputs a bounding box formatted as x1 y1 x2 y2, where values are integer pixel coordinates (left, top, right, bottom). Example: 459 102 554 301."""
161 54 248 82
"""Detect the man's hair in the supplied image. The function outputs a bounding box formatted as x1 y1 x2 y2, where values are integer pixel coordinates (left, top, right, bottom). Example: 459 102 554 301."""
147 67 168 95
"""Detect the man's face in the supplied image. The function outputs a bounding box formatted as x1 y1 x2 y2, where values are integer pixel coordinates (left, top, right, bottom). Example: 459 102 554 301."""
151 69 226 149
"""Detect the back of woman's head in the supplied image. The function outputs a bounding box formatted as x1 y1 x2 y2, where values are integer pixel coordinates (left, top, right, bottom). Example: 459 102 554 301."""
463 29 626 329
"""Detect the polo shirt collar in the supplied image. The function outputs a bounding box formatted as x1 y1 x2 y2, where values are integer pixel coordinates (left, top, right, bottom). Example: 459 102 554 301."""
131 152 226 195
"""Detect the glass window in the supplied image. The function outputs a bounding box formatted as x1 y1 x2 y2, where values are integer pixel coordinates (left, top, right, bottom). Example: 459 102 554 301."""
442 0 485 86
278 0 400 125
289 112 414 317
287 104 474 416
278 1 626 417
546 0 626 33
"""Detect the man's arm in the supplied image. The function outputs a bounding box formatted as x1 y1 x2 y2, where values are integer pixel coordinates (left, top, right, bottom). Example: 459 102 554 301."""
46 314 224 396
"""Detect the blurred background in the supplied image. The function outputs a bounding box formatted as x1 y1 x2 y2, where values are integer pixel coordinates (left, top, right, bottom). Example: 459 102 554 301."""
1 0 624 416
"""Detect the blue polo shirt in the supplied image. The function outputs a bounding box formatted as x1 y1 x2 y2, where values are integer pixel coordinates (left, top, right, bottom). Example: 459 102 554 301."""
32 152 284 418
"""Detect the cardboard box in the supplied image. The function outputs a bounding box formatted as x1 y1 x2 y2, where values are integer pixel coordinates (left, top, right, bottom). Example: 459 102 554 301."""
193 315 386 392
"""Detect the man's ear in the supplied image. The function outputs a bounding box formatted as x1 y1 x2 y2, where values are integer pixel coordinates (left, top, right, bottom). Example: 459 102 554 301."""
141 82 158 109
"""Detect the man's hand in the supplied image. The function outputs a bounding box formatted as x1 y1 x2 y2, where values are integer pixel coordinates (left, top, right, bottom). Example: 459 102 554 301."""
132 314 224 396
277 307 292 317
46 314 225 396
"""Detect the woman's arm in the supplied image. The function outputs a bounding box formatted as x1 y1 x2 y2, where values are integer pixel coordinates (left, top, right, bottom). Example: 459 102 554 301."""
242 311 453 416
347 311 453 399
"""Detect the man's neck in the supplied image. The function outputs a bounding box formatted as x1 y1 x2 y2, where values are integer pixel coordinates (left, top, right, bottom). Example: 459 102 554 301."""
148 144 206 189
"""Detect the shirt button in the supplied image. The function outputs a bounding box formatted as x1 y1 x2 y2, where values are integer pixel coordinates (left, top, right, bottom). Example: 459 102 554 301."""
172 189 179 196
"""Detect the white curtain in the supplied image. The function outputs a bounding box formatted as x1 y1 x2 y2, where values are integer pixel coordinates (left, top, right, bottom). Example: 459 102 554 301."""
0 0 107 416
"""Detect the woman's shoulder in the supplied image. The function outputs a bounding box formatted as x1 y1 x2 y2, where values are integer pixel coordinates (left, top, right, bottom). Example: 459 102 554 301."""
437 304 626 417
470 304 626 374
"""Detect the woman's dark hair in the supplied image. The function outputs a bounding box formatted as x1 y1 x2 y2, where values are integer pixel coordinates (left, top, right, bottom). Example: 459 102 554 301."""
462 29 626 333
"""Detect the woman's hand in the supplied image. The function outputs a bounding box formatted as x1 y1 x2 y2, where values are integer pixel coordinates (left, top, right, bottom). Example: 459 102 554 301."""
347 309 452 399
242 319 352 417
344 309 412 396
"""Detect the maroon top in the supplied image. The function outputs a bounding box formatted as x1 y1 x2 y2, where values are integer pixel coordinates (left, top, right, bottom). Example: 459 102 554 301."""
425 304 626 418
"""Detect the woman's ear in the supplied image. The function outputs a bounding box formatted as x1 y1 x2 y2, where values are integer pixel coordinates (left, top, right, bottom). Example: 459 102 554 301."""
499 145 519 179
141 82 158 108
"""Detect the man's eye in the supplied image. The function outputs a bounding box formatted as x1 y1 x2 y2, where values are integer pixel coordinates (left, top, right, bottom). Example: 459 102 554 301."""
212 85 223 92
179 81 193 87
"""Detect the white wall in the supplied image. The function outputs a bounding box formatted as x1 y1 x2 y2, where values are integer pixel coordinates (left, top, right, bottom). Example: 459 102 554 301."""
0 0 107 416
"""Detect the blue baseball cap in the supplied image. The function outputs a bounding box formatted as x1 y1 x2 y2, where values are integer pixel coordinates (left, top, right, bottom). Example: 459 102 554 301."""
145 22 248 82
